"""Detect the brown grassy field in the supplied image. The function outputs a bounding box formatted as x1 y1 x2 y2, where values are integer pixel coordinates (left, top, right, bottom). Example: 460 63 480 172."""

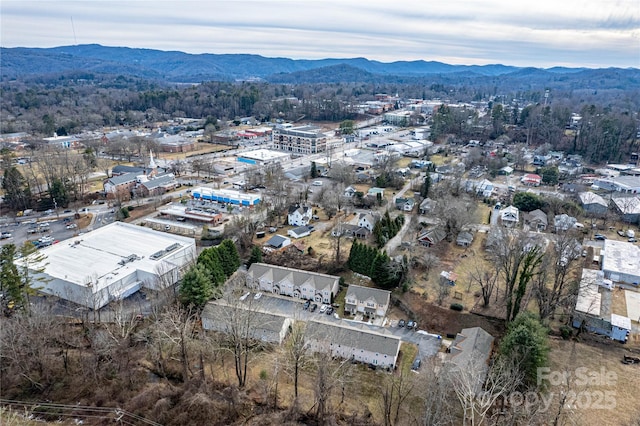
545 338 640 426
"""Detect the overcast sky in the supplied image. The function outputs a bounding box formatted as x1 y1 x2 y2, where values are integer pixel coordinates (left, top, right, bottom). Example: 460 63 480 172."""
1 0 638 68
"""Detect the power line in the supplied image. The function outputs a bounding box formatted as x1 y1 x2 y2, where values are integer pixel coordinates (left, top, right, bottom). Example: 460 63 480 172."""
0 399 162 426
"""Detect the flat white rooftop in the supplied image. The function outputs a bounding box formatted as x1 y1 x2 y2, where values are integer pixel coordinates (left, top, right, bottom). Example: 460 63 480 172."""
238 149 290 162
27 222 195 292
602 240 640 281
575 269 602 315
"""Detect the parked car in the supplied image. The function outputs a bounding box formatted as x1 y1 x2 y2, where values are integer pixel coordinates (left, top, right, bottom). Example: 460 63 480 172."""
411 358 422 371
66 223 77 229
594 234 607 240
629 238 638 243
407 320 416 330
309 303 318 312
254 292 262 300
0 232 12 239
239 291 250 301
303 300 311 310
319 304 328 314
326 307 334 315
398 319 406 328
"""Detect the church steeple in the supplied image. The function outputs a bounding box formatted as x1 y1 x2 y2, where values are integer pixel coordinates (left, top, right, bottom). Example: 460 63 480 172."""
149 149 157 169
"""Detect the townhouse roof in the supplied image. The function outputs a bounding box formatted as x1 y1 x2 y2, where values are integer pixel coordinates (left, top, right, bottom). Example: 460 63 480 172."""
247 263 339 294
305 321 401 357
201 302 289 335
345 284 391 307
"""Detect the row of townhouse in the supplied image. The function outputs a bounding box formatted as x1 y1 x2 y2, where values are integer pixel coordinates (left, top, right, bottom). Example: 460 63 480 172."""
246 263 340 304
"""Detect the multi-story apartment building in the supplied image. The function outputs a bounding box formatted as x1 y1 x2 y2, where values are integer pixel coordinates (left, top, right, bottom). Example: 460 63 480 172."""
272 125 327 154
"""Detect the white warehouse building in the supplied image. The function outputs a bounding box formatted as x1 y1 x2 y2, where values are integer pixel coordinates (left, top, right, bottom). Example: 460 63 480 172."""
22 222 196 309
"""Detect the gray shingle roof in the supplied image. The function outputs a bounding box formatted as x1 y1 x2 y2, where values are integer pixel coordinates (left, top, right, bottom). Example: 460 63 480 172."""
305 321 401 357
448 327 494 368
345 284 390 307
248 263 339 294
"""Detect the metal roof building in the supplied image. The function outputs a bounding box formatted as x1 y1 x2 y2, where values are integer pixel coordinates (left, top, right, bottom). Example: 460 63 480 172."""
20 222 196 309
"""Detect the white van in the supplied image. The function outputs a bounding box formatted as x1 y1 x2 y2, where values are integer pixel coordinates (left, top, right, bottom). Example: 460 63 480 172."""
312 181 323 186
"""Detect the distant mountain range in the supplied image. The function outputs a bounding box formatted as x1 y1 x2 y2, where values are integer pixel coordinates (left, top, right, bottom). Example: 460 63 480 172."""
1 44 639 88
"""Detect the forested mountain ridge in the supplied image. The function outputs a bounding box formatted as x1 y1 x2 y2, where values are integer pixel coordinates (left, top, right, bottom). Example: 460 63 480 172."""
2 44 638 89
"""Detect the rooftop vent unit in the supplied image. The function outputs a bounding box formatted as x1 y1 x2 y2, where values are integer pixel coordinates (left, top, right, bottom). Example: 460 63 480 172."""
150 250 165 260
118 254 138 266
165 243 181 253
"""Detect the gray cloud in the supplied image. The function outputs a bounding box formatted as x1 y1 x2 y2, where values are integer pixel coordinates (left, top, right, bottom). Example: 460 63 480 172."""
1 0 638 68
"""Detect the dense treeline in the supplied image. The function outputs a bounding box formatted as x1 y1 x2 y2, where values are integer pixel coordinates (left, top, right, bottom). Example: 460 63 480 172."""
180 240 241 308
373 211 405 248
347 240 403 289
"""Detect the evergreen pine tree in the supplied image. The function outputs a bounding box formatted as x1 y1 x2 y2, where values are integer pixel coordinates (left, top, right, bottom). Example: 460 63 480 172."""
179 264 214 308
247 245 263 268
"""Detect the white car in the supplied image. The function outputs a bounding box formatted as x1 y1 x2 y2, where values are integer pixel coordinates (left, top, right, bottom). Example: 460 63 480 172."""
239 292 250 301
66 223 77 229
254 292 263 300
319 304 328 314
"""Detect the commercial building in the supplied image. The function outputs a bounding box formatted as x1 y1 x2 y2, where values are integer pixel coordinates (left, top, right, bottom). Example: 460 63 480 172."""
272 125 328 154
572 269 631 342
236 148 290 166
191 187 261 207
601 240 640 285
21 222 196 309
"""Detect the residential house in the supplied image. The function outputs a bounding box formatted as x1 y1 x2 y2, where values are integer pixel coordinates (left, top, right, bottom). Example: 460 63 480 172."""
447 327 495 393
611 196 640 223
498 166 513 175
419 198 435 215
554 214 577 232
521 173 542 186
264 235 291 249
456 231 474 247
344 186 357 198
358 212 380 232
476 179 494 198
417 228 447 247
332 223 369 239
367 187 385 199
578 192 608 216
288 226 311 239
288 204 312 226
201 301 292 344
305 321 401 369
344 285 391 319
246 263 340 304
500 205 519 227
394 197 415 212
524 209 548 231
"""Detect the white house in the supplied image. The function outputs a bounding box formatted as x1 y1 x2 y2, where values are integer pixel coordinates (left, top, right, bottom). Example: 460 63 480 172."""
246 263 340 304
500 205 519 227
554 214 577 232
358 212 380 231
344 285 391 319
344 186 357 198
288 204 312 226
305 321 401 369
